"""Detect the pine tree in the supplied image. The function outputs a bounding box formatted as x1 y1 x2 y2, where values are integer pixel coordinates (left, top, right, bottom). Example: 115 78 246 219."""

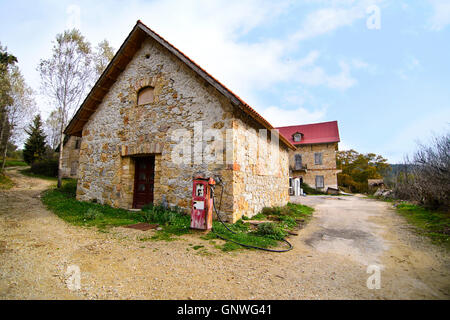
23 114 47 164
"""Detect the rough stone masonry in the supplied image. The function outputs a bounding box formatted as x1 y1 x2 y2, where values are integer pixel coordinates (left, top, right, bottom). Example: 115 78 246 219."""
69 22 293 223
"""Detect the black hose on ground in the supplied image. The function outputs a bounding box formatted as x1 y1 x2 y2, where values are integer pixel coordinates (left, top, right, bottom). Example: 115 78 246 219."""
210 183 293 253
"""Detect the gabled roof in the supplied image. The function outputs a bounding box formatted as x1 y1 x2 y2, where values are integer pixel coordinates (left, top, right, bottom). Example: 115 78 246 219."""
276 121 340 146
64 20 295 150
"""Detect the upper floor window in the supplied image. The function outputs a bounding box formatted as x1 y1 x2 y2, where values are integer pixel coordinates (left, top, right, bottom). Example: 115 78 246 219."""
314 152 323 165
137 86 154 105
74 138 81 150
293 133 302 142
294 154 302 170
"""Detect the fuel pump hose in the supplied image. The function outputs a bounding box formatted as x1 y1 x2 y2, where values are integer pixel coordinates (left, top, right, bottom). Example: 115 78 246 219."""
210 184 293 253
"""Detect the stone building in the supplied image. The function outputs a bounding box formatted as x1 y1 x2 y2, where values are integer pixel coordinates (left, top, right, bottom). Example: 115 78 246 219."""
63 21 295 222
61 135 81 178
277 121 340 193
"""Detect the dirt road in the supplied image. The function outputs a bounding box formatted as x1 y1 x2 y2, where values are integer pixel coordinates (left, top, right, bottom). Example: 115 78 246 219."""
1 168 449 299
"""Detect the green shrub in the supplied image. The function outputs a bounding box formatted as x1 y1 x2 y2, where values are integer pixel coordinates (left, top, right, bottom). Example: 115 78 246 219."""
142 204 177 224
59 179 77 197
141 203 191 236
301 183 326 195
278 215 297 229
83 208 104 221
30 159 58 177
256 203 314 220
0 173 14 190
260 206 282 216
254 222 287 240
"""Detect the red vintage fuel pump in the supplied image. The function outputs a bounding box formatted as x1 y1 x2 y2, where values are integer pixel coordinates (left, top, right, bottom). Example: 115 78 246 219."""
191 177 215 230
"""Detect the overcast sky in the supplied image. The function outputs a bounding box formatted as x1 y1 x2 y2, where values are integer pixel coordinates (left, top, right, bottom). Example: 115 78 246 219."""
1 0 449 163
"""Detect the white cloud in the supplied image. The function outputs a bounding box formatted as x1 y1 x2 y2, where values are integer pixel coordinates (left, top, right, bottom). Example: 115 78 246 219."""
261 105 327 127
292 0 384 41
3 0 379 121
99 0 374 112
428 0 450 30
293 7 361 41
396 55 422 80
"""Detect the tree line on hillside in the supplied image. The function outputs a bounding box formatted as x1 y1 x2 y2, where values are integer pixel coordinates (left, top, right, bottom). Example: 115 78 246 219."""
336 149 390 193
0 30 115 183
337 131 449 211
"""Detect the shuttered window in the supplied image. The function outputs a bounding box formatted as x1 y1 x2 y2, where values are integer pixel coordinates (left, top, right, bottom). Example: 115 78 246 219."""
315 175 324 189
314 152 323 165
294 154 302 170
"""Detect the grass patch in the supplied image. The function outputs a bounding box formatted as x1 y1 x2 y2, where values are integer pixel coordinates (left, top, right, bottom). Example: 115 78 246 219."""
4 160 27 167
251 202 314 223
141 203 191 240
204 220 279 251
42 179 145 229
42 181 189 239
19 168 58 181
42 180 314 251
0 173 14 190
395 203 450 248
365 194 395 202
205 203 314 251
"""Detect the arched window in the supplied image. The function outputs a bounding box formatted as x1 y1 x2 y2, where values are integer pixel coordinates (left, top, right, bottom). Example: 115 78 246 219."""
137 86 154 105
293 133 302 142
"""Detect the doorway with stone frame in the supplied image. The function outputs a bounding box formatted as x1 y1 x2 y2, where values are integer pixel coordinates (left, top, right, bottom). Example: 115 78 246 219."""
132 156 155 209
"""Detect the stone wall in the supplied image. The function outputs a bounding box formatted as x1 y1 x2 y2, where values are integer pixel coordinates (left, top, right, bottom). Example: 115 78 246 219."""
75 36 290 222
231 114 290 221
61 136 81 178
289 142 339 191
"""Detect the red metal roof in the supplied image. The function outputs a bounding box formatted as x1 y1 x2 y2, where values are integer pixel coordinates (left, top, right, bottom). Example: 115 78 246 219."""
276 121 340 145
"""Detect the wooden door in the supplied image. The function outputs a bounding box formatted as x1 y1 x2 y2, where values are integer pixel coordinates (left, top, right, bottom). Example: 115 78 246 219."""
133 156 155 209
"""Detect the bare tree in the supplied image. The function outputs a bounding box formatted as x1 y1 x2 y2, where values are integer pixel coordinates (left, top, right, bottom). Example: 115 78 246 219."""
394 132 450 210
411 133 450 209
93 39 115 79
44 110 61 150
37 29 92 188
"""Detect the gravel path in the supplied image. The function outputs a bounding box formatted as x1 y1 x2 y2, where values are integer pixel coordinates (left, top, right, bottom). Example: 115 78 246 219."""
1 168 449 299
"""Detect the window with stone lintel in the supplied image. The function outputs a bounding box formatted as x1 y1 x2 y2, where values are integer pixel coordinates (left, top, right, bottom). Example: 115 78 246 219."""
137 86 154 105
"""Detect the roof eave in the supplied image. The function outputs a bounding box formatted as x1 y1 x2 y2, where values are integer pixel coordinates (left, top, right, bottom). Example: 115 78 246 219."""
64 21 296 151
